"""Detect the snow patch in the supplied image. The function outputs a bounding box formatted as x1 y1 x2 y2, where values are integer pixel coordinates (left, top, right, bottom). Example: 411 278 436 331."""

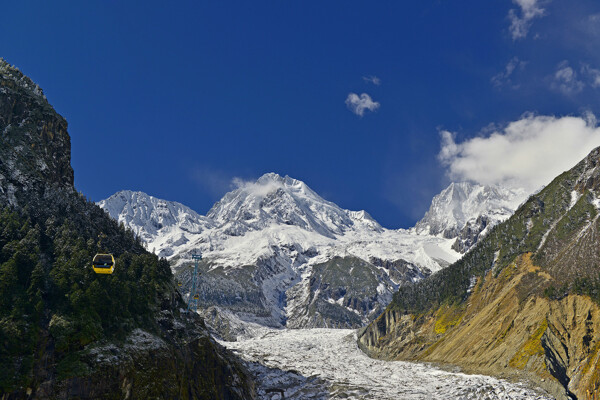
466 276 478 295
570 190 581 210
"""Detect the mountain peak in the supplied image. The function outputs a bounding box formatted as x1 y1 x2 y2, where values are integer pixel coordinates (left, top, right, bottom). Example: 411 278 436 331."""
256 172 285 184
414 181 528 238
243 173 318 199
98 190 213 252
206 173 354 237
100 173 388 260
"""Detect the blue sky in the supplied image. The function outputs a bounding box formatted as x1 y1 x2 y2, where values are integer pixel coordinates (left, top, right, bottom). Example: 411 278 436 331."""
2 1 600 228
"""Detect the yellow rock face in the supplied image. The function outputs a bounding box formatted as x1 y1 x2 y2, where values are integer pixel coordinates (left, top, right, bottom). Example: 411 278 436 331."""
359 253 600 400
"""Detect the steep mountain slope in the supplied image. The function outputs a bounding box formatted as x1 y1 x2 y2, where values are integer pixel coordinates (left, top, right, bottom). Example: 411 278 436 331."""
358 146 600 400
98 190 215 257
414 182 528 252
100 175 461 336
0 60 255 399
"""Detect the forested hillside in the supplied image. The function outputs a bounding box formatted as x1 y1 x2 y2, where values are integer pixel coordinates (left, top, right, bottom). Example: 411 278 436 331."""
0 59 255 399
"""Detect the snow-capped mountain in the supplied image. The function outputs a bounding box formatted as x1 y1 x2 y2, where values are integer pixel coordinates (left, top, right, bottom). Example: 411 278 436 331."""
98 190 214 257
206 173 383 238
413 182 528 252
99 174 522 338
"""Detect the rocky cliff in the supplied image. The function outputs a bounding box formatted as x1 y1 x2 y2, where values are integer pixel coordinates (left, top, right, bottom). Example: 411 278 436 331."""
359 146 600 400
0 59 255 399
0 60 73 205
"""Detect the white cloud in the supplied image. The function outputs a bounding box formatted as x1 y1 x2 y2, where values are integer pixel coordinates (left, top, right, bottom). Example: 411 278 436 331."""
362 76 381 86
439 114 600 193
590 71 600 88
551 61 584 95
491 57 527 88
232 176 284 197
345 93 380 117
582 64 600 88
508 0 547 40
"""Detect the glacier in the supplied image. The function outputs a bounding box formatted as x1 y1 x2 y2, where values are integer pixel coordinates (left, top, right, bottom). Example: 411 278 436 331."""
222 328 553 399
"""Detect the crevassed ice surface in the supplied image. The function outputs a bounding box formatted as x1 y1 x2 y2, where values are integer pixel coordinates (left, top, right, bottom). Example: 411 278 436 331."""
222 328 553 400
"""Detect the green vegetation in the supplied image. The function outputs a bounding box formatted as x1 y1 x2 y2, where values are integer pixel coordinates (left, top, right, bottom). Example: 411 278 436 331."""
0 60 255 399
1 60 185 392
434 304 465 334
0 199 174 392
544 274 600 303
508 319 548 369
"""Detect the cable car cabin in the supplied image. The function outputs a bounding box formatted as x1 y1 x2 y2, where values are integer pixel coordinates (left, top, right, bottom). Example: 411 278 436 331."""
92 253 115 274
193 294 199 300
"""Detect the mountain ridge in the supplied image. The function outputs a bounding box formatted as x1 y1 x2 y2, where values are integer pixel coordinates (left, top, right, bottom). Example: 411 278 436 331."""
98 174 524 337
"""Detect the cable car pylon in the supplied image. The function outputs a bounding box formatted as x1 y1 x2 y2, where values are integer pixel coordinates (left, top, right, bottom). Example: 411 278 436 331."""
188 251 202 311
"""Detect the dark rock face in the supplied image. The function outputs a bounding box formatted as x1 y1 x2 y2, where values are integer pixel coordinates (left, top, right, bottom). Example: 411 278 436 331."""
20 307 256 400
285 256 399 329
0 60 74 206
451 215 490 253
182 254 419 337
369 257 431 286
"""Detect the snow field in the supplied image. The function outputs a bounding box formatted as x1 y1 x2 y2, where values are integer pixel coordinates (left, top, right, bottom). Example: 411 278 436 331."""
222 328 553 400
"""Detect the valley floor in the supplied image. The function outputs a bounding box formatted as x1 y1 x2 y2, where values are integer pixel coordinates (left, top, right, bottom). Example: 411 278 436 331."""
221 328 553 400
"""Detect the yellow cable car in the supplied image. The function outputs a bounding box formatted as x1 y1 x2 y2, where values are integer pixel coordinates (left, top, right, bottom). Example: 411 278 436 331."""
177 280 183 287
193 294 199 300
92 253 115 274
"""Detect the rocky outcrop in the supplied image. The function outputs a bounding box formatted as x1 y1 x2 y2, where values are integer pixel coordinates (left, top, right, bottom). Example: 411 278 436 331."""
286 256 394 329
11 308 255 400
369 257 430 285
451 214 490 253
0 60 73 206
